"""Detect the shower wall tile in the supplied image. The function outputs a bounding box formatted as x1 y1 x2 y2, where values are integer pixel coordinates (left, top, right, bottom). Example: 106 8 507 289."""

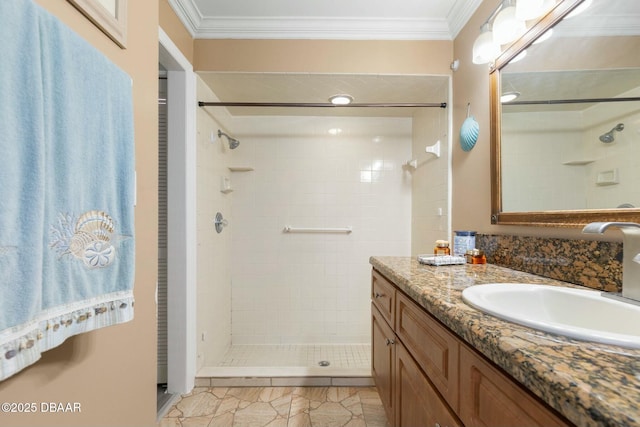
195 77 233 367
230 117 412 345
411 104 450 255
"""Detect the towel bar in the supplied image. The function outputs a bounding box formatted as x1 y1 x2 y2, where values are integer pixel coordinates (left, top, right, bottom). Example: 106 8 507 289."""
283 226 352 234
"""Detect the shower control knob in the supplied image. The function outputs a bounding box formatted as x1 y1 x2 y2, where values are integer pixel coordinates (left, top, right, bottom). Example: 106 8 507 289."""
214 212 228 233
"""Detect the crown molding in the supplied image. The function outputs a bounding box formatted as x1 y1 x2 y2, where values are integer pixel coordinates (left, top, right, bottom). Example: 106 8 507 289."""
447 0 483 39
168 0 201 37
193 16 452 40
168 0 481 40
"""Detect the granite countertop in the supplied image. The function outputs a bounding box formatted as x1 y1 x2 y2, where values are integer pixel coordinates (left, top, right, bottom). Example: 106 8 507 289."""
370 256 640 427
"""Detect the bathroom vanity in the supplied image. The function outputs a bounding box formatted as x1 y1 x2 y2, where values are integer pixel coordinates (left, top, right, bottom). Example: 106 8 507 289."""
370 256 640 427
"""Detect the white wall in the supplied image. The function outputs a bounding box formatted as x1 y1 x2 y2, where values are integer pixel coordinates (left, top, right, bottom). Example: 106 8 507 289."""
501 110 586 211
228 116 412 345
583 86 640 209
502 85 640 212
195 77 233 367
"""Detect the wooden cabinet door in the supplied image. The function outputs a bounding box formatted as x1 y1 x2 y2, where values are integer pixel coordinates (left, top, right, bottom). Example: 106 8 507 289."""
372 269 396 328
396 341 462 427
372 303 396 426
396 291 460 412
459 345 571 427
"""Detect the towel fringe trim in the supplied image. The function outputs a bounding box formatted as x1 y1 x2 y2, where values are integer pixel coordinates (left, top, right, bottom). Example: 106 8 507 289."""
0 290 134 381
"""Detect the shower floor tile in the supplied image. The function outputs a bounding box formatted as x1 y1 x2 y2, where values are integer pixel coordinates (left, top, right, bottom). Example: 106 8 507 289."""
197 344 372 386
217 344 371 369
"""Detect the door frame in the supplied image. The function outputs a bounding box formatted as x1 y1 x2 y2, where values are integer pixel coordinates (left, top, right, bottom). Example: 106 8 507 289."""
158 27 197 395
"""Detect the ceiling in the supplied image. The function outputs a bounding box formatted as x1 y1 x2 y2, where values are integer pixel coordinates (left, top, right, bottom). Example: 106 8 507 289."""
170 0 479 118
169 0 484 40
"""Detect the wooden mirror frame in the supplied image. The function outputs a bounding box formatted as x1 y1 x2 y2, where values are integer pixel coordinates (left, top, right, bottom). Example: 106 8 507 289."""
489 0 640 227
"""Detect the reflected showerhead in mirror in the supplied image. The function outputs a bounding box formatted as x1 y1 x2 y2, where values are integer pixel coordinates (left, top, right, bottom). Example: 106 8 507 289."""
599 123 624 143
218 129 240 149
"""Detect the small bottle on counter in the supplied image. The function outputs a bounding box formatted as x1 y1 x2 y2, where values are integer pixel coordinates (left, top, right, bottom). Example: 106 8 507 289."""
465 249 486 264
434 240 451 256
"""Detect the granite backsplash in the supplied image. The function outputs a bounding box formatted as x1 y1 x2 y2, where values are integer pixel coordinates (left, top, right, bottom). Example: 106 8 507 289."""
476 234 622 293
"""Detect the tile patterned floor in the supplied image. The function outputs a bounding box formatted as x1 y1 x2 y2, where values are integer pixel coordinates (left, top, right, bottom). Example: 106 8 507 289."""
159 386 389 427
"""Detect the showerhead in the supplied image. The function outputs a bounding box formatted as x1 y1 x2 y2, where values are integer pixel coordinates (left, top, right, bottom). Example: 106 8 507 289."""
599 123 624 143
218 129 240 149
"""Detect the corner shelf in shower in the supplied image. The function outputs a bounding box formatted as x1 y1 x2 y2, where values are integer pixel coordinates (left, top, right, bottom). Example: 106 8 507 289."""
562 160 595 166
228 167 254 172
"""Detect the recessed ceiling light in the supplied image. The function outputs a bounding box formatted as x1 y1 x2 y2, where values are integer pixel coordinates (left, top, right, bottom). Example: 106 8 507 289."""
329 94 354 105
501 91 521 103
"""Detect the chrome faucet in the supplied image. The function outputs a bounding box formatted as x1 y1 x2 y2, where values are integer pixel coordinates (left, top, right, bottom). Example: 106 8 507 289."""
582 222 640 301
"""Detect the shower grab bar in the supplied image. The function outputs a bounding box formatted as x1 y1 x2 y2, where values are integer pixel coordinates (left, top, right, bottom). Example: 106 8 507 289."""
283 226 352 234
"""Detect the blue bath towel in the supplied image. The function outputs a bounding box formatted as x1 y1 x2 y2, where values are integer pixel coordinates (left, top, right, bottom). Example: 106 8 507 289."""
0 0 135 381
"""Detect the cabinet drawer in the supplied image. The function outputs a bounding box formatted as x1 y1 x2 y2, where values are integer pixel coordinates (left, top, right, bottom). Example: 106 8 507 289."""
395 291 460 412
459 344 571 427
372 269 396 328
396 340 462 427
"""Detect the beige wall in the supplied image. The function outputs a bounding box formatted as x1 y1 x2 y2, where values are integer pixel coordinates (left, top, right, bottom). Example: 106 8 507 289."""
160 0 194 63
451 0 588 240
194 39 452 74
0 2 159 426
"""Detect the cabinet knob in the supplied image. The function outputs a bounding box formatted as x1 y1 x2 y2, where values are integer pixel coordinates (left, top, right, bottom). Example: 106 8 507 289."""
385 338 395 346
374 292 385 298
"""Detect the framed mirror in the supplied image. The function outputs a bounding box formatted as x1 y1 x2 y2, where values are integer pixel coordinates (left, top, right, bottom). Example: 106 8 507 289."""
490 0 640 226
68 0 127 48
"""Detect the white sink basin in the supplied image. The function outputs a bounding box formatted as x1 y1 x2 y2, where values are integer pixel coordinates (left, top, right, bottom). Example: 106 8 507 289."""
462 283 640 349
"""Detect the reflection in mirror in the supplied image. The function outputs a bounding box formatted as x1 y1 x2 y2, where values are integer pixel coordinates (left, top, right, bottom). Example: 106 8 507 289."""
493 0 640 225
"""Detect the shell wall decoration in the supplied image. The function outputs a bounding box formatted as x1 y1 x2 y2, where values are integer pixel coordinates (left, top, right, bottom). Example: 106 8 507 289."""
460 103 479 152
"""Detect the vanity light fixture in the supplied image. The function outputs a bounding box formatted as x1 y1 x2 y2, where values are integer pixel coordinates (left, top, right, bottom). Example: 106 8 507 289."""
328 128 342 135
515 0 544 20
472 23 501 65
493 0 527 45
329 94 354 105
471 0 556 65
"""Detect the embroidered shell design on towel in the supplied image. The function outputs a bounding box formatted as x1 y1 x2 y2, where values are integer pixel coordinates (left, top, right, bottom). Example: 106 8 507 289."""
49 210 119 269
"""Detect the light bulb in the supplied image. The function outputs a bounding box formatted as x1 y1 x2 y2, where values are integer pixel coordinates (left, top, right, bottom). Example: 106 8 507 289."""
493 4 527 45
472 28 501 64
516 0 544 21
